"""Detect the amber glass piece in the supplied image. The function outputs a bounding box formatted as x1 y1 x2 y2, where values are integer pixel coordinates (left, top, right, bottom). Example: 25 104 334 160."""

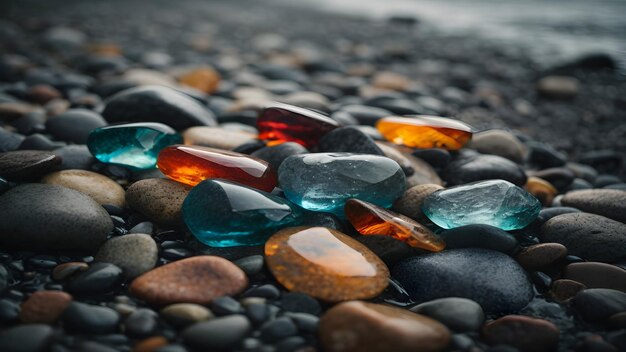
179 67 221 94
257 102 339 148
376 116 473 150
345 199 445 252
265 226 389 302
524 176 557 206
157 145 277 192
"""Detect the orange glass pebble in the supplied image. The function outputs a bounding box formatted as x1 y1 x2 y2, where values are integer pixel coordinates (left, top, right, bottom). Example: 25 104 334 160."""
376 115 473 150
345 199 446 252
157 145 277 192
265 226 389 302
179 67 221 94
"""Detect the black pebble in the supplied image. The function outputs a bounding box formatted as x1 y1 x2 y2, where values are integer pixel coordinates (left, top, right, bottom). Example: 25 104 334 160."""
280 293 321 315
0 324 54 352
62 302 120 334
124 308 159 337
210 296 242 315
259 316 298 343
66 262 124 295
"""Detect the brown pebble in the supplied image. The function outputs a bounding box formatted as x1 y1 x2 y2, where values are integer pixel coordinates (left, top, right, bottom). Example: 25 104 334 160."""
563 262 626 292
52 262 89 281
182 127 257 150
524 176 558 206
20 290 72 324
482 315 560 352
319 301 450 352
133 336 169 352
550 279 587 302
515 243 567 271
393 184 444 221
126 178 191 227
130 256 248 305
41 169 126 208
27 84 62 104
607 312 626 329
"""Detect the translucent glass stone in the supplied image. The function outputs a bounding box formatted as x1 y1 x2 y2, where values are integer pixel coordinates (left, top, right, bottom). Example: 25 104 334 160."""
278 153 406 216
182 179 302 247
422 179 541 230
376 116 473 150
87 122 181 169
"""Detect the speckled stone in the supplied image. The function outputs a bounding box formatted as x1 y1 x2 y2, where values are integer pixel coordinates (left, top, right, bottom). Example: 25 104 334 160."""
561 189 626 223
563 262 626 292
0 150 61 181
41 169 126 207
126 178 191 227
516 243 568 271
393 184 444 221
95 233 158 279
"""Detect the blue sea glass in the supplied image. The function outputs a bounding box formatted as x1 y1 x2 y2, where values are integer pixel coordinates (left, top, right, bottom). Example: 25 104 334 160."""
278 153 406 216
87 122 181 169
182 179 302 247
422 179 541 230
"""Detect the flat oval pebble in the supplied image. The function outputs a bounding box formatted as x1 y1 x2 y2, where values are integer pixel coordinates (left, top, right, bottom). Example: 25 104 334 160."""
250 142 309 171
182 315 251 351
45 108 107 144
482 315 560 352
257 102 339 148
183 179 302 247
376 115 472 150
318 126 384 155
41 169 126 207
0 324 54 352
178 66 221 94
126 178 191 227
102 85 217 129
279 152 406 216
443 153 527 186
540 213 626 263
563 262 626 292
469 129 527 163
62 302 120 334
88 122 181 169
550 279 587 302
130 256 248 305
376 142 443 187
265 226 389 302
572 289 626 322
319 301 451 352
95 233 158 279
0 150 61 181
345 198 445 251
66 262 124 295
393 248 534 313
423 179 541 230
157 145 277 191
561 189 626 223
160 303 214 327
516 243 568 271
393 184 443 221
0 184 112 251
410 297 485 332
438 224 518 254
20 290 72 324
182 126 256 150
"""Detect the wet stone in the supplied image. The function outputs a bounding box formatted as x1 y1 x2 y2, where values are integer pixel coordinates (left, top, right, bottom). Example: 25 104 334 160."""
393 184 443 222
279 153 405 216
53 145 95 170
438 224 518 254
279 292 322 315
52 262 89 281
482 315 560 352
183 179 302 247
160 303 214 328
259 316 298 343
0 150 61 181
41 169 126 207
423 180 541 230
20 290 72 324
95 233 158 279
376 115 472 150
124 308 158 337
66 262 124 295
45 108 107 144
318 126 384 155
561 189 626 223
62 302 120 334
442 153 527 186
182 126 256 150
88 122 181 169
563 262 626 292
410 297 485 332
516 243 568 271
411 148 451 170
265 227 389 302
470 129 526 163
550 279 587 302
355 235 418 268
250 142 309 171
157 145 276 191
572 289 626 322
531 167 575 191
345 198 445 251
0 324 54 352
126 178 191 227
181 315 251 351
210 296 242 316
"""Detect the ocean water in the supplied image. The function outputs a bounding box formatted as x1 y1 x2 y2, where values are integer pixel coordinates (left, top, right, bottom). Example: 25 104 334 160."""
286 0 626 70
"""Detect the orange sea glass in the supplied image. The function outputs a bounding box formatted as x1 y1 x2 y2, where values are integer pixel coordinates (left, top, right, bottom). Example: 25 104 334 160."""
265 226 389 302
179 67 221 94
157 145 277 192
376 116 473 150
344 198 446 252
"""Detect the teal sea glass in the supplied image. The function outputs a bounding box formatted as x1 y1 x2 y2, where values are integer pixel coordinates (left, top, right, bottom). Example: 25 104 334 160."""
182 179 302 247
278 153 406 216
422 179 541 230
87 122 181 169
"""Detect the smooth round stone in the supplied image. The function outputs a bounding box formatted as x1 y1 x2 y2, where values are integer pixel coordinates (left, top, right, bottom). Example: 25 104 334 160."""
133 337 168 352
515 243 568 271
125 308 158 337
527 141 568 168
318 126 384 155
531 167 575 191
62 302 120 334
183 179 301 247
280 292 322 315
393 249 534 313
18 133 63 151
279 153 405 216
376 142 443 188
178 67 221 94
20 290 72 324
102 85 217 130
442 153 527 186
393 184 444 222
550 279 587 302
469 129 526 163
525 176 558 206
376 115 472 151
438 224 518 254
356 235 418 267
563 262 626 292
345 198 445 252
257 102 339 148
423 180 541 230
41 169 126 207
482 315 560 352
66 262 124 295
251 142 309 171
319 301 451 352
540 213 626 263
535 207 581 225
53 145 95 170
265 227 389 302
411 148 452 170
0 184 112 251
410 297 485 332
88 122 182 169
210 296 242 316
160 303 214 328
126 178 191 227
259 316 298 342
338 105 392 126
130 256 248 305
52 262 89 281
537 75 579 99
561 189 626 223
95 234 158 279
0 324 54 352
572 289 626 322
157 145 276 191
0 150 61 181
45 109 107 144
182 315 251 351
182 126 256 150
